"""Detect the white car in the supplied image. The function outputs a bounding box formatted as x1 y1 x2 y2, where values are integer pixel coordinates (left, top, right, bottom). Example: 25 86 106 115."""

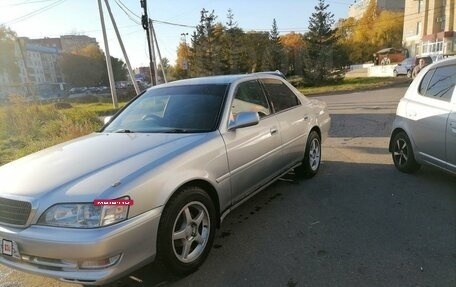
389 57 456 174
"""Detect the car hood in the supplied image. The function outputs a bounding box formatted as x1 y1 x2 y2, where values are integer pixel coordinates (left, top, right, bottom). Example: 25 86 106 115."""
0 132 208 201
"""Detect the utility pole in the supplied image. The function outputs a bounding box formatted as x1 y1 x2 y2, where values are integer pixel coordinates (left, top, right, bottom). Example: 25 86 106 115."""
141 0 156 86
98 0 118 108
150 20 167 83
148 18 157 83
103 0 140 95
181 32 189 76
15 38 32 97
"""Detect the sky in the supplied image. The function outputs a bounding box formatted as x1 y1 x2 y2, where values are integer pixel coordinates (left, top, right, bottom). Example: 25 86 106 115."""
0 0 351 68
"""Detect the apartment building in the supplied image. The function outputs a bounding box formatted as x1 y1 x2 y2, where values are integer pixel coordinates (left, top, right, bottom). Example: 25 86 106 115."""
403 0 455 57
348 0 405 19
60 35 98 53
15 38 63 84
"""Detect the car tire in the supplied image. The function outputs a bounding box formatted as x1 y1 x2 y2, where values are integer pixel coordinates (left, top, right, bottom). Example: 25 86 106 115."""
295 131 321 179
391 131 420 173
406 70 412 78
156 186 216 275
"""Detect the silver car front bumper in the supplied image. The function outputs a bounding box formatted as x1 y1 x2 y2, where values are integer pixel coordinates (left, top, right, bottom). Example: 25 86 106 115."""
0 207 162 285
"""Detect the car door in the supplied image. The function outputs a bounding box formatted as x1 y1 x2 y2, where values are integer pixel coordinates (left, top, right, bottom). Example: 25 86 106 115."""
408 64 455 168
446 97 456 172
261 78 312 169
221 80 282 204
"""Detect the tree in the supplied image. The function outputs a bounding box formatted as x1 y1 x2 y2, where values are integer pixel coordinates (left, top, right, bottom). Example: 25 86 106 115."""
190 9 219 77
0 26 19 83
351 0 377 63
60 43 127 86
336 1 404 64
60 44 105 86
373 11 404 50
263 19 285 72
304 0 340 83
242 31 270 72
109 56 128 82
157 57 170 81
225 9 244 73
173 42 191 80
281 32 306 75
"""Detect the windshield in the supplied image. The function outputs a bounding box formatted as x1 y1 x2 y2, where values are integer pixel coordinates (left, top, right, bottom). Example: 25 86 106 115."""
103 84 228 133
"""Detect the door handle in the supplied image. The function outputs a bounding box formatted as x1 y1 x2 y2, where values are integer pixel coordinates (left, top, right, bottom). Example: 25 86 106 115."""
270 128 278 135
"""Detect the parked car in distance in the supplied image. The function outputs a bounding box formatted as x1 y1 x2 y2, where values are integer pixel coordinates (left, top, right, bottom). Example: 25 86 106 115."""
393 56 433 78
0 73 330 285
389 57 456 175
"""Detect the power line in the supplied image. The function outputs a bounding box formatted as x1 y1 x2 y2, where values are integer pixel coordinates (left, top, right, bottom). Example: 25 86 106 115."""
1 0 66 25
116 0 140 19
113 0 141 25
0 0 56 7
151 19 196 29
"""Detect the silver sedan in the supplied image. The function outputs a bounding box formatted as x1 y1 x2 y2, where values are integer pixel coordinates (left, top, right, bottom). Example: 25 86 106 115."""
0 73 330 285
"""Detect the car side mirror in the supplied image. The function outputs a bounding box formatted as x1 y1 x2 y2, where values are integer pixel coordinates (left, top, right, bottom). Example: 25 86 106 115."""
104 116 112 125
228 112 260 130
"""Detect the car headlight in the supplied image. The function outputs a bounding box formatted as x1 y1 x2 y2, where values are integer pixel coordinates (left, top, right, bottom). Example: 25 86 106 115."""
38 199 129 228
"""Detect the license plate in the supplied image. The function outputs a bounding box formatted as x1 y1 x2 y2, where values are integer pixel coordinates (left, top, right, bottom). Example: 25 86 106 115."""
2 239 13 256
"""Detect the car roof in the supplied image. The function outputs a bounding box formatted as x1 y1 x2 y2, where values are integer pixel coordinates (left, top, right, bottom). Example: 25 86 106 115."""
154 72 285 88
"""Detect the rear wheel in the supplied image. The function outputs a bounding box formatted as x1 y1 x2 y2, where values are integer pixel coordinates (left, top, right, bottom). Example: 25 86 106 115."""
157 186 216 275
391 131 420 173
406 69 412 78
295 131 321 179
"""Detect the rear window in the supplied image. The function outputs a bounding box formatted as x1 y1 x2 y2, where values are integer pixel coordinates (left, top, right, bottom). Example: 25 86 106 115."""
261 79 300 112
418 64 456 102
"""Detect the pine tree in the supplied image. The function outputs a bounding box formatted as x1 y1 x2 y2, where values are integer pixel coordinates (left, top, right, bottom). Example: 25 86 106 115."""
190 9 218 76
264 19 285 72
304 0 339 83
225 9 243 73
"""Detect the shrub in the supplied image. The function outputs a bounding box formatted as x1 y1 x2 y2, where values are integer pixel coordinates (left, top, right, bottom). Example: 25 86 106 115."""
0 97 102 166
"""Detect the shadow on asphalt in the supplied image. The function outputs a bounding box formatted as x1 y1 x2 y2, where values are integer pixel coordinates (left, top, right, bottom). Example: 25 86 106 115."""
104 161 455 287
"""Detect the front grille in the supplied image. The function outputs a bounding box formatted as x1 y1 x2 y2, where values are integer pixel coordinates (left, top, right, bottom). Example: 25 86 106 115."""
0 197 31 225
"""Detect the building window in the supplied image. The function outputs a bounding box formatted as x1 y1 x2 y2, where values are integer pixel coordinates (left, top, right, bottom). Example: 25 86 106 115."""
416 22 422 35
418 0 423 13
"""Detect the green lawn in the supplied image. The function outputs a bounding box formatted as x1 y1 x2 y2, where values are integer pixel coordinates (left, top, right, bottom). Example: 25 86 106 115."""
298 77 410 95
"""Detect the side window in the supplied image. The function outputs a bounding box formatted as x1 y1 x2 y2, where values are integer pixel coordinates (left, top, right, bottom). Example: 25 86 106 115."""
420 65 456 102
231 80 271 119
418 69 434 96
261 78 300 112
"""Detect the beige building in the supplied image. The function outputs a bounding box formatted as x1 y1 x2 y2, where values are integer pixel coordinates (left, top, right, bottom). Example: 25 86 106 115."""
348 0 405 19
60 35 98 53
403 0 456 57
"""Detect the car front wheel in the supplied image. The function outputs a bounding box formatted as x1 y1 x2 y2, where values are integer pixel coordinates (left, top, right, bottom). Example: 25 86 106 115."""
391 131 420 173
295 131 321 178
157 186 216 275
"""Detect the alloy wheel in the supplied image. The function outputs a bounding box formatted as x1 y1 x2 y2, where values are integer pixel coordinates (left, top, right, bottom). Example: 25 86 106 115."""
309 138 321 171
172 201 210 263
393 138 409 167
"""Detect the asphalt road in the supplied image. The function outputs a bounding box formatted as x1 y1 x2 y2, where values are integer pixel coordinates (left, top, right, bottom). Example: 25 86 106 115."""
1 85 455 287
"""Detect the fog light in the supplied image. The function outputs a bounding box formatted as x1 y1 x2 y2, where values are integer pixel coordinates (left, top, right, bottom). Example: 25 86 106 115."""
79 254 121 269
